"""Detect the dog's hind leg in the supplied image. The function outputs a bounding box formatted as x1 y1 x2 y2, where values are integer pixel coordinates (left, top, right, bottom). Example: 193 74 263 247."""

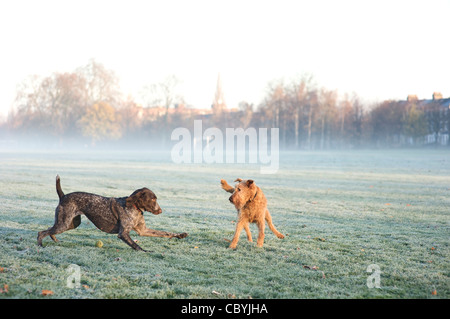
256 219 265 247
265 209 285 239
50 215 81 243
37 207 82 246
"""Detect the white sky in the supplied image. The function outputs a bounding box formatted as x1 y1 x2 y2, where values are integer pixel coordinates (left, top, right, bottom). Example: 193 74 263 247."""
0 0 449 118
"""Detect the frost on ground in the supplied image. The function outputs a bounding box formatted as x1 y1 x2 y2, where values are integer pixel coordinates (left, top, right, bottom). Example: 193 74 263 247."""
0 150 448 298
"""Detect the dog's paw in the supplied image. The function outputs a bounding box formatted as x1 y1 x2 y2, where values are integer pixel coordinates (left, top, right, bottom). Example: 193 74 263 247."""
175 232 188 239
277 234 285 239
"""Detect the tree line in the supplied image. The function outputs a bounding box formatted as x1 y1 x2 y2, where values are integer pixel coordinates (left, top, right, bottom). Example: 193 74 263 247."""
253 76 448 149
1 60 448 149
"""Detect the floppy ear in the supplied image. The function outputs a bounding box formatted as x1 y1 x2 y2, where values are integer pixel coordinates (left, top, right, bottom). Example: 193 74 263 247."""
126 189 144 208
246 180 257 201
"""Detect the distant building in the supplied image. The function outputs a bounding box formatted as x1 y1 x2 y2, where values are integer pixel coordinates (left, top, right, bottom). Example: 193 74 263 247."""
407 92 450 145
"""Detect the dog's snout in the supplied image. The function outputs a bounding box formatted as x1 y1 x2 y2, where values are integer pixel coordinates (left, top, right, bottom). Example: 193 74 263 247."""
153 202 162 215
151 208 162 215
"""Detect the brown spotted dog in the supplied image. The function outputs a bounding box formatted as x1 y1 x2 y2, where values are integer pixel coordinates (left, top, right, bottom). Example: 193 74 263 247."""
37 175 188 252
220 178 284 249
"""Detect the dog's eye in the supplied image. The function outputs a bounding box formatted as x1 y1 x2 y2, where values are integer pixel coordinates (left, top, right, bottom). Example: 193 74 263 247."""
237 188 241 192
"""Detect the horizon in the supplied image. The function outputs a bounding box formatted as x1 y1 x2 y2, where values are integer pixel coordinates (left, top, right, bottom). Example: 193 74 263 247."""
1 0 449 118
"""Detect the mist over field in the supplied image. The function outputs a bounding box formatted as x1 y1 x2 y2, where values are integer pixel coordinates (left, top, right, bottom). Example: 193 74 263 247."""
1 59 449 153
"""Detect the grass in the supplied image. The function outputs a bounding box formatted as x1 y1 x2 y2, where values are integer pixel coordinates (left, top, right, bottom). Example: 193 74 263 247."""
0 149 448 299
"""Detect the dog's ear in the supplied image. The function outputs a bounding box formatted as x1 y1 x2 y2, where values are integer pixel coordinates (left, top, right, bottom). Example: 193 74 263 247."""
126 188 145 208
125 193 137 208
234 178 243 182
247 180 257 201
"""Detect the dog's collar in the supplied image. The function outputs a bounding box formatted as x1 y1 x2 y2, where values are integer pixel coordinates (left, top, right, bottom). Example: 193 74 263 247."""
243 190 258 209
133 204 144 214
247 190 258 204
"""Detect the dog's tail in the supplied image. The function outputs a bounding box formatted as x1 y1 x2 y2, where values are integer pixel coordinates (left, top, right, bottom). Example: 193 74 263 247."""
220 179 235 193
56 175 64 200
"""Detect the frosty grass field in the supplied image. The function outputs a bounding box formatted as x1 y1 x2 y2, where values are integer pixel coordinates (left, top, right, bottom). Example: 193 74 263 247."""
0 149 448 299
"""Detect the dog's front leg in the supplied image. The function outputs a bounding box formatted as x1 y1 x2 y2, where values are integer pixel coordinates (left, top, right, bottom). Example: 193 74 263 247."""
244 224 253 242
135 225 188 239
118 229 149 252
229 220 246 249
134 219 188 239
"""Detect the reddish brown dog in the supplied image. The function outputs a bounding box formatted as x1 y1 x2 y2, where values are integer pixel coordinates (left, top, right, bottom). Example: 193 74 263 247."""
221 178 284 249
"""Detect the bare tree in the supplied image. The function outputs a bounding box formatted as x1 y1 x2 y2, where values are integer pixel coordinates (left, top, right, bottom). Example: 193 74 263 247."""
318 88 338 149
238 101 254 128
288 74 315 149
305 89 318 150
10 75 45 132
44 72 87 136
117 96 144 137
426 101 444 145
289 80 307 149
140 75 183 144
141 75 181 110
9 72 86 137
368 100 407 147
9 60 121 143
403 103 428 145
76 59 121 105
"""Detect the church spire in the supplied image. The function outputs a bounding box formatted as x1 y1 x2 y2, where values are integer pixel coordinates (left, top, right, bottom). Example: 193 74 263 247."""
212 73 226 113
